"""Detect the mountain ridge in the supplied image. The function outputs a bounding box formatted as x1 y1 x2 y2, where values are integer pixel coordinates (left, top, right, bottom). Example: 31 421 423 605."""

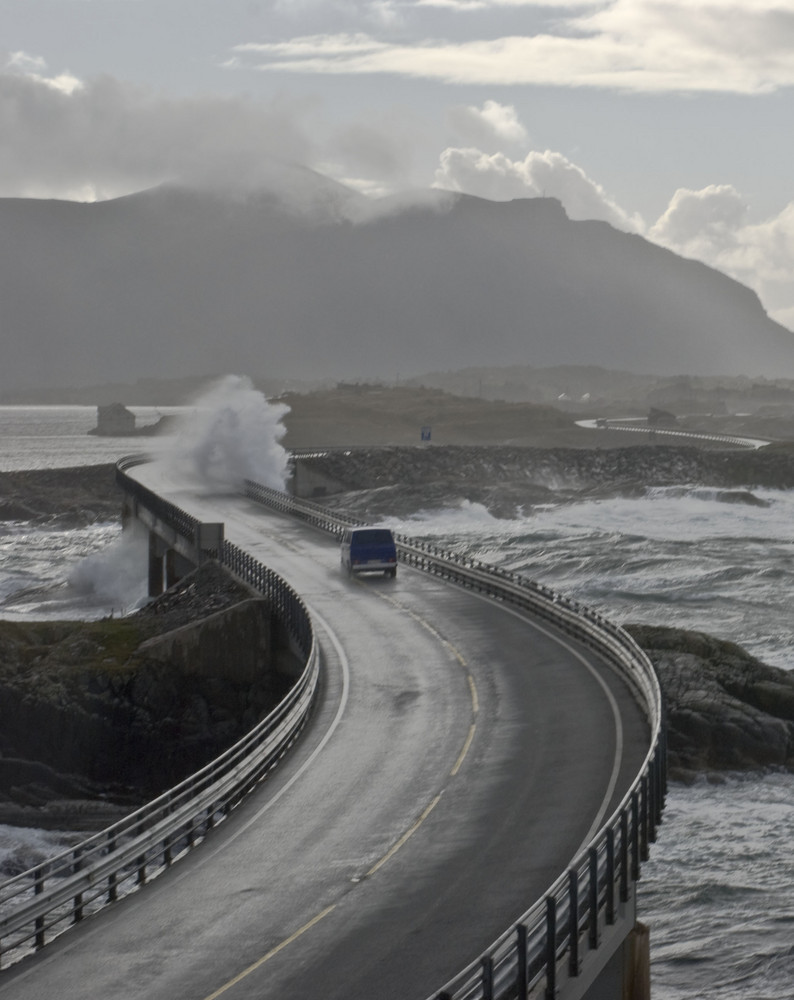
1 186 792 393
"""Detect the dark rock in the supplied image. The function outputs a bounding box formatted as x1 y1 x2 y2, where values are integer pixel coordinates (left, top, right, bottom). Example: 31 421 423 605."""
294 444 794 519
0 562 299 828
626 624 794 779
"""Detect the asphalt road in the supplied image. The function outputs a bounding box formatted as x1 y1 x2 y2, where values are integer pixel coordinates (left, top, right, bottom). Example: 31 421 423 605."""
0 463 651 1000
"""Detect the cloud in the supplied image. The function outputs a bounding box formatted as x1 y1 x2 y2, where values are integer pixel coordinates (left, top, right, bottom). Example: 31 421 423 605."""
7 51 47 74
649 185 749 254
5 50 83 95
0 67 314 200
0 55 444 208
231 1 794 94
416 0 587 7
649 186 794 328
448 100 528 148
433 146 643 230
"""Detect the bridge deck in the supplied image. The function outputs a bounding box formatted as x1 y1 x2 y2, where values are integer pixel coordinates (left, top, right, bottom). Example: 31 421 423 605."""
0 464 651 1000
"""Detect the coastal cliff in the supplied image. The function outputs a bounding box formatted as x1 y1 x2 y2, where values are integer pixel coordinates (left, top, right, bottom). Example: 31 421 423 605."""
0 562 299 829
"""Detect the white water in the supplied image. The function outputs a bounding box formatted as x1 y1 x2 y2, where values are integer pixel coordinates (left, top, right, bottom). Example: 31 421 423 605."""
163 375 290 490
0 399 792 997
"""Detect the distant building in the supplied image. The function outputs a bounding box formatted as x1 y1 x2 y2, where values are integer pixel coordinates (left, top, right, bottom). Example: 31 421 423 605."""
95 403 135 436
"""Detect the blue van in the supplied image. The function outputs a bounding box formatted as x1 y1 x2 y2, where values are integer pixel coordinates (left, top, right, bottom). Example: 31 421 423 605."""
341 527 398 578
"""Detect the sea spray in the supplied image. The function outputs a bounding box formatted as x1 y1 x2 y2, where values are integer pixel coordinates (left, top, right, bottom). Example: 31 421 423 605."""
67 519 149 613
64 376 289 611
169 375 290 490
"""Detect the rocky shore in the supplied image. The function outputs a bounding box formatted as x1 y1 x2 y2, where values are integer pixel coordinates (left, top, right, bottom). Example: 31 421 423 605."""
294 444 794 518
626 625 794 782
0 562 297 830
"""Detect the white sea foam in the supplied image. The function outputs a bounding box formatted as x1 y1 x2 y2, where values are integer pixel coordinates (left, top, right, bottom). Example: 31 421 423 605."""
0 825 82 879
384 487 794 670
166 375 289 490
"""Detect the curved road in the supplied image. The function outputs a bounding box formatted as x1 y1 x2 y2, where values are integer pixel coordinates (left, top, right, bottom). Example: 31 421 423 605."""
0 462 651 1000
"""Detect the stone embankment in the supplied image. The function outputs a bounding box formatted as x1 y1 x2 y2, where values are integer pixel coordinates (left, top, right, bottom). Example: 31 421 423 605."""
293 444 794 518
0 562 298 830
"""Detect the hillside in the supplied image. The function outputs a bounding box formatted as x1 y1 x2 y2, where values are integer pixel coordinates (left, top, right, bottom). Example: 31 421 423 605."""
1 187 793 395
280 384 582 448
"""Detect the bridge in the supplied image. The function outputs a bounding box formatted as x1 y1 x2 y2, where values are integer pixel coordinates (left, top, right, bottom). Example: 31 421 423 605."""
0 454 665 1000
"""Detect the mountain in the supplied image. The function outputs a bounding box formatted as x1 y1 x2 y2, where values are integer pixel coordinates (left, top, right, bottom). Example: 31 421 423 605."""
1 185 793 394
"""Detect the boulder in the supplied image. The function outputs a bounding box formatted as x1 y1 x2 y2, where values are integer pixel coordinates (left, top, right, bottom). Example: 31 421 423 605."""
627 624 794 780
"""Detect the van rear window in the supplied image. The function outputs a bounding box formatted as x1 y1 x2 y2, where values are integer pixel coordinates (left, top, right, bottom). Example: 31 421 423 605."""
352 529 394 544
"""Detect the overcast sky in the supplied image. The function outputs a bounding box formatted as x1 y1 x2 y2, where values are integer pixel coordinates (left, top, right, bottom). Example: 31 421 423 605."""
3 0 794 331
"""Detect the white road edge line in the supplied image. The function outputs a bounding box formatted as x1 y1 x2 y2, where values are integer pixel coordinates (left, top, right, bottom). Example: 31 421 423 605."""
455 586 625 860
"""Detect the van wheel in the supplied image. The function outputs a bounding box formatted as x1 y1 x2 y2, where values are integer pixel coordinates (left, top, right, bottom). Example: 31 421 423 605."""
388 567 397 578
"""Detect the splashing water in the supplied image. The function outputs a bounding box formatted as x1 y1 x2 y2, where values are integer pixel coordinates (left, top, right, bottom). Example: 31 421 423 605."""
67 519 150 611
168 375 290 490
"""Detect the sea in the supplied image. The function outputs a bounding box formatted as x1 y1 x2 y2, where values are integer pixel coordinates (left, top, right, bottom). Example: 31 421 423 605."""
1 402 792 998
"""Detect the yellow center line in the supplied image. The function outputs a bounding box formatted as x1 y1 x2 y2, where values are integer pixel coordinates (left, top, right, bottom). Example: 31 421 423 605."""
450 723 476 777
366 793 443 877
467 673 479 715
202 905 336 1000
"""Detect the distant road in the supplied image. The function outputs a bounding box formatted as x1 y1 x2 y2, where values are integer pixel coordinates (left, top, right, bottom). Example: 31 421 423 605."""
576 417 770 450
0 461 652 1000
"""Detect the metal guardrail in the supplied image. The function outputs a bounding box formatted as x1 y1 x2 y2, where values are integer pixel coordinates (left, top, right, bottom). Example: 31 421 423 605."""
0 459 665 995
242 477 666 1000
0 458 319 969
576 418 769 450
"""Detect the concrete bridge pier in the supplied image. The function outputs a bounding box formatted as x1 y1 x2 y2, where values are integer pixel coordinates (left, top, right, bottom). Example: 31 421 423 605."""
148 532 165 597
147 535 199 597
119 488 225 597
146 523 224 597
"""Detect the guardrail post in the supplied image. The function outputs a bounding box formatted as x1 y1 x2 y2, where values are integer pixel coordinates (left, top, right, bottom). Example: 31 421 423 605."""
605 828 615 925
481 955 494 1000
545 896 557 999
648 759 658 844
568 869 581 977
657 736 668 819
34 870 45 950
73 847 84 923
619 811 629 903
517 923 529 997
640 776 649 862
107 834 117 903
163 833 172 868
631 792 641 883
588 848 600 949
137 819 147 887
